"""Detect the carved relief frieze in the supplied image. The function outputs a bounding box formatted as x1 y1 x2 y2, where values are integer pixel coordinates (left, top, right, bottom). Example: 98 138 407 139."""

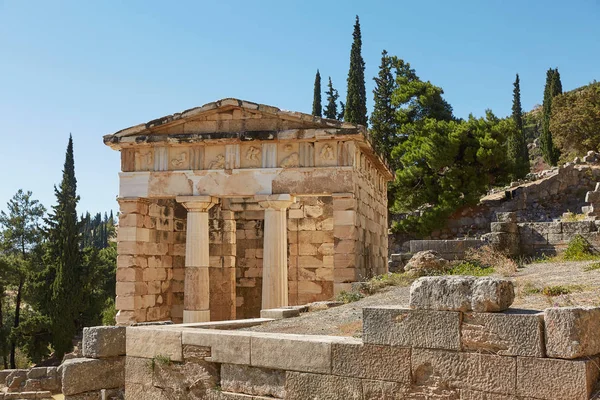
135 148 154 171
246 146 261 164
320 144 335 161
170 151 188 169
208 154 225 169
280 152 299 168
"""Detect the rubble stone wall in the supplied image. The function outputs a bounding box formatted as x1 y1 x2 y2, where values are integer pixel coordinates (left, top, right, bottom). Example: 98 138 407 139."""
403 164 600 243
123 304 600 400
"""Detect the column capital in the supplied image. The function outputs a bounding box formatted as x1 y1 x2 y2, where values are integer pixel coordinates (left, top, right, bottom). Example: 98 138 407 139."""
176 196 219 212
256 194 295 210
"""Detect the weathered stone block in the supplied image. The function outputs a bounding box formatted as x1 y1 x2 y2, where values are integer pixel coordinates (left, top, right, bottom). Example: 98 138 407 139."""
363 306 460 350
461 309 545 357
471 278 515 312
221 364 285 398
491 222 518 233
517 356 600 399
126 327 182 362
259 308 300 319
411 349 516 395
152 354 218 398
361 380 408 400
497 212 517 223
409 276 475 311
544 307 600 359
83 326 126 359
124 356 153 385
562 221 593 234
331 341 411 382
285 372 362 400
250 333 351 374
61 357 125 396
460 390 520 399
182 329 251 365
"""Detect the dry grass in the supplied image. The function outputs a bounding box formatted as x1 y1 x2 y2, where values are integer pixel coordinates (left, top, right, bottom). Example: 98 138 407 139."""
464 245 518 276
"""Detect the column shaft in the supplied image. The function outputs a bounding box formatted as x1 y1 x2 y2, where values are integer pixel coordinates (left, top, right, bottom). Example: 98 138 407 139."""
262 208 289 309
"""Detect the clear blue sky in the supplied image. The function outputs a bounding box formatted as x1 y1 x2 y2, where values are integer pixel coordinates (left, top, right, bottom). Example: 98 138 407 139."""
1 1 599 216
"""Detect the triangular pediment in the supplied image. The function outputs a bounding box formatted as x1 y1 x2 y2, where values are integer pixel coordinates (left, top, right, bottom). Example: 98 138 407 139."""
107 98 359 139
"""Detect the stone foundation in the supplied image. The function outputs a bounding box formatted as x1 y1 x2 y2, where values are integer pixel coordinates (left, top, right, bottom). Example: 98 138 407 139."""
122 303 600 399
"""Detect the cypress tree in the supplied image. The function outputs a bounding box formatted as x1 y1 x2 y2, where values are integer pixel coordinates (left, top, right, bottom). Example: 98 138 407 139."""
508 74 530 179
46 134 81 359
541 68 561 166
312 70 322 117
370 50 397 159
324 77 340 120
344 15 367 126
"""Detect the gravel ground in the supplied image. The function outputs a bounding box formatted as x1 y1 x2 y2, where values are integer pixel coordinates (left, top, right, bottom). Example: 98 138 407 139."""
244 259 600 337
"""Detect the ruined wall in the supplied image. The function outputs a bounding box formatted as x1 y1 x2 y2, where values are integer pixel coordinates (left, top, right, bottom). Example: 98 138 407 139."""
116 198 186 325
123 303 600 400
413 164 600 241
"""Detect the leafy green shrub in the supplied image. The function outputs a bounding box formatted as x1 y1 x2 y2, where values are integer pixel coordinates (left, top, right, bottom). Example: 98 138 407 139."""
336 291 364 304
448 261 495 277
563 234 597 261
541 285 573 296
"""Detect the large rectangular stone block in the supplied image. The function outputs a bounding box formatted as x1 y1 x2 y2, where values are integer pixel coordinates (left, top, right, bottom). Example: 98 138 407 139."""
126 327 182 362
461 309 545 357
125 356 152 385
363 306 460 350
331 341 411 382
411 349 516 395
182 329 251 365
544 307 600 359
250 333 352 374
83 326 126 359
285 372 362 400
220 364 285 398
516 356 600 399
61 357 125 396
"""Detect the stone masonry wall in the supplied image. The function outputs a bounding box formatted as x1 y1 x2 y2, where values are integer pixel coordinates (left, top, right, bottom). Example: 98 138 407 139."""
402 164 600 242
352 152 388 280
123 299 600 399
116 198 186 325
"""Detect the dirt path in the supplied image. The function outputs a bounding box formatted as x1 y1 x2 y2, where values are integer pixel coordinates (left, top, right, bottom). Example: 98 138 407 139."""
245 260 600 337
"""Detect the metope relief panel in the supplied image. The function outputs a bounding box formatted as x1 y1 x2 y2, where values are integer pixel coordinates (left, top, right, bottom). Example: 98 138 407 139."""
262 143 277 168
225 144 241 169
121 149 135 172
135 148 154 171
278 143 299 168
299 143 315 167
315 142 337 167
169 147 190 170
205 145 226 170
240 144 261 169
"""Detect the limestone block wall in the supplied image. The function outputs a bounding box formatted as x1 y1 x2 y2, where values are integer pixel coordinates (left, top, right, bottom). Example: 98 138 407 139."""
350 152 388 282
408 239 484 260
123 305 600 399
490 217 600 256
116 198 186 325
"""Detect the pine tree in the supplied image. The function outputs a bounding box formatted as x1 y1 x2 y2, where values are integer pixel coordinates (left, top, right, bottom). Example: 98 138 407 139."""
312 70 322 117
541 68 561 165
344 16 367 126
324 77 340 120
507 74 530 179
370 50 397 159
45 134 81 359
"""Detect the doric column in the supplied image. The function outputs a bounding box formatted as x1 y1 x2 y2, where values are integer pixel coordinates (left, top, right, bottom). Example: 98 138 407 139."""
256 194 295 309
176 196 218 323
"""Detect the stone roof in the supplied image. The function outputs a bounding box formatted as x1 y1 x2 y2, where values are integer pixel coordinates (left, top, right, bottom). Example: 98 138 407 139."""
103 98 392 176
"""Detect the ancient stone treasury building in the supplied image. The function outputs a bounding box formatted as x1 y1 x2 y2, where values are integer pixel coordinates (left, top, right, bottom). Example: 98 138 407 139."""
104 98 392 325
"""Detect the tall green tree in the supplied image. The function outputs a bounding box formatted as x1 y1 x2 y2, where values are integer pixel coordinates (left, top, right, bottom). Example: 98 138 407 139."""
45 135 82 359
391 111 511 235
370 50 397 159
312 70 322 117
507 74 530 179
0 189 45 368
344 16 367 126
541 68 562 165
550 82 600 157
324 77 340 119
